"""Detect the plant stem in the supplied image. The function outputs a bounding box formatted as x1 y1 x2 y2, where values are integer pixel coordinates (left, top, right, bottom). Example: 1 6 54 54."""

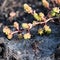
11 17 59 35
12 31 19 35
30 17 59 29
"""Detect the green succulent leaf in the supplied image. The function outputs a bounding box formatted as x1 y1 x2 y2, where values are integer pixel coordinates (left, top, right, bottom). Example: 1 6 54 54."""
50 11 56 17
38 28 44 35
33 12 41 21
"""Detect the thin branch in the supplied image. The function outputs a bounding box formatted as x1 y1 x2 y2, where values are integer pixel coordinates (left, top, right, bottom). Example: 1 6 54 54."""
30 17 59 29
11 31 19 35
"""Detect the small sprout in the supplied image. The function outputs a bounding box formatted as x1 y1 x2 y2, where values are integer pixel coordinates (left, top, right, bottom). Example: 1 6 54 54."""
10 11 16 17
3 26 13 39
50 11 56 17
39 12 45 21
13 22 19 30
33 11 40 21
23 3 33 13
44 25 50 31
39 12 44 18
7 33 13 39
3 26 11 35
38 28 44 35
50 7 60 17
18 33 23 39
53 7 60 13
42 0 50 9
22 23 29 29
23 33 31 39
44 25 51 34
46 28 51 34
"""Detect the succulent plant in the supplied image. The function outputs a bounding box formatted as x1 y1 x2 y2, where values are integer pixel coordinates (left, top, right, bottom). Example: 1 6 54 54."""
38 28 44 35
42 0 50 9
2 1 60 40
33 11 40 21
44 25 51 34
53 7 60 13
23 33 31 39
23 3 33 13
13 22 19 30
18 33 23 39
7 33 13 39
50 11 56 17
22 23 29 29
10 11 16 17
39 12 44 18
3 26 12 35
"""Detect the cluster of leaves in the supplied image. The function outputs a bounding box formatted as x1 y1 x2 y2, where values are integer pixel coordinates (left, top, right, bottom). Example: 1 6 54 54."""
3 22 19 39
3 21 32 40
2 0 60 40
